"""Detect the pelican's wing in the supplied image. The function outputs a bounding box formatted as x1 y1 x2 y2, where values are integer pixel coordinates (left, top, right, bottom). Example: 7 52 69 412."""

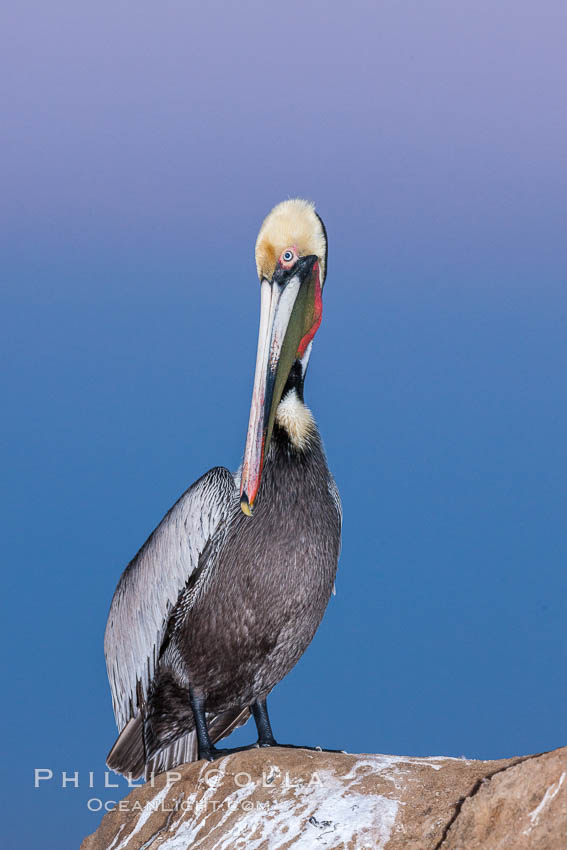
328 473 342 595
328 473 343 534
104 466 238 731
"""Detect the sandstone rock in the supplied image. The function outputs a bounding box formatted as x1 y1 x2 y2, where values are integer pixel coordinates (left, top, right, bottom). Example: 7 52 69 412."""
81 746 567 849
442 746 567 849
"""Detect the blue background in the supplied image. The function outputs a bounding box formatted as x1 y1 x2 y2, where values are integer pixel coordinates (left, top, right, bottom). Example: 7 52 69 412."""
2 2 566 847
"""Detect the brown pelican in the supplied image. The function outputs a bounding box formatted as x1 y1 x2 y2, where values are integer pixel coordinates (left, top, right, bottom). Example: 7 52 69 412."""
105 199 342 778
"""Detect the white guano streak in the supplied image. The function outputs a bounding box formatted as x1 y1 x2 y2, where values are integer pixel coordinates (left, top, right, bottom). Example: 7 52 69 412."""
112 781 173 850
158 757 401 850
523 771 565 835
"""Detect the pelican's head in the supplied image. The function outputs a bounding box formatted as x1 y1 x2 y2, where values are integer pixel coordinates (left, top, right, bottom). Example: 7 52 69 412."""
240 199 327 515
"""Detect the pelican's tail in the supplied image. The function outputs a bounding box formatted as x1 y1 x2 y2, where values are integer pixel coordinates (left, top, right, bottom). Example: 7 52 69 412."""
106 714 146 779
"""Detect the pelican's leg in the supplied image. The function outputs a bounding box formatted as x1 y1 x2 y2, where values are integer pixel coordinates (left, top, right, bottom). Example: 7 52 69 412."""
251 697 344 754
251 698 278 747
189 688 219 761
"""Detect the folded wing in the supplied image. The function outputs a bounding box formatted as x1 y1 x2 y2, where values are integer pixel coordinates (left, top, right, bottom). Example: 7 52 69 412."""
104 466 238 732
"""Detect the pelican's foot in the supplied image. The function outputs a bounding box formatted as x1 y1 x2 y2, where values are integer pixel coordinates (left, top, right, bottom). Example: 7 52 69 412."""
250 700 344 754
199 742 345 761
267 743 345 754
199 746 231 762
254 740 347 754
198 743 260 762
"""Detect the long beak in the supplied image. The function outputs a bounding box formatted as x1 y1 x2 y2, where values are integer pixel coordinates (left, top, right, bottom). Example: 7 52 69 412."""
240 255 319 515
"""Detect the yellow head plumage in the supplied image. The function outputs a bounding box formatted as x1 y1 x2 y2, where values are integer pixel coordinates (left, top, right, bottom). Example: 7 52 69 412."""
255 199 327 283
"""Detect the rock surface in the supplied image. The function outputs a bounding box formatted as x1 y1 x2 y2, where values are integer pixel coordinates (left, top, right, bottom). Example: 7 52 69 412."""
81 746 567 849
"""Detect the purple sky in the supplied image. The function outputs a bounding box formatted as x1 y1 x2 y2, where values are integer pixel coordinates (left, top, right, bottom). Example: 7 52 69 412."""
2 1 566 303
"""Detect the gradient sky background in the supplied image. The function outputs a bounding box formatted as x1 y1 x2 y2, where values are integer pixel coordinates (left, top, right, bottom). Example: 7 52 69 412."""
2 2 566 847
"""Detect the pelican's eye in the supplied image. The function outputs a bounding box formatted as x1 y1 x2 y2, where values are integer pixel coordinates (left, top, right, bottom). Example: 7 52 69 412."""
280 248 297 268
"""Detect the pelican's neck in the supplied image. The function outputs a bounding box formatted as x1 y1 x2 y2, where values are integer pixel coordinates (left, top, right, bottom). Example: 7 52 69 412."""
274 345 315 450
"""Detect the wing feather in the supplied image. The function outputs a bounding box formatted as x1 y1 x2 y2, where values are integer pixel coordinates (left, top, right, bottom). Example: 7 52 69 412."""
327 473 342 536
328 473 342 595
104 466 237 731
